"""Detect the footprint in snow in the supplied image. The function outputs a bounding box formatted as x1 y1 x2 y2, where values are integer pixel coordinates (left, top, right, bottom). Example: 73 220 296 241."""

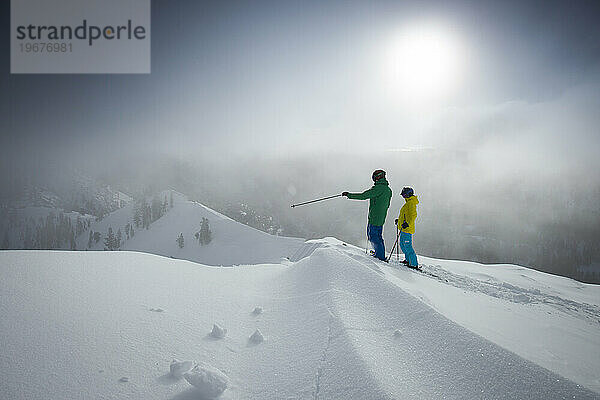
248 329 264 345
252 306 263 316
149 308 164 312
209 324 227 339
170 359 195 378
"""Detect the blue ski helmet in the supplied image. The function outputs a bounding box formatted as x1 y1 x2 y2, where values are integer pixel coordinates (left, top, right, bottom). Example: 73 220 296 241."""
401 187 414 198
372 169 386 182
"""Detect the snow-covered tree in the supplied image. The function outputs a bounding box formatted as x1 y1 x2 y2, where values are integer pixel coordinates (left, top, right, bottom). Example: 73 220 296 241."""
69 229 76 250
162 195 168 214
199 218 212 245
76 216 84 236
151 197 163 222
104 227 116 251
116 229 122 249
133 204 142 228
177 233 185 249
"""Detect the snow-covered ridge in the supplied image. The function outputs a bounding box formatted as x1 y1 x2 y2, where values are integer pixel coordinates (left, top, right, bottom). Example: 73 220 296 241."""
1 243 598 399
79 190 303 266
2 188 302 266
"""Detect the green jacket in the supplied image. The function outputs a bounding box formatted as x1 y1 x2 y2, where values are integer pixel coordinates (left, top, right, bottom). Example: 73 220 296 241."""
347 178 392 226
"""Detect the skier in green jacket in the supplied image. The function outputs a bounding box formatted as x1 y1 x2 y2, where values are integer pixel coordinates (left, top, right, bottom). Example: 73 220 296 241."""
342 170 392 261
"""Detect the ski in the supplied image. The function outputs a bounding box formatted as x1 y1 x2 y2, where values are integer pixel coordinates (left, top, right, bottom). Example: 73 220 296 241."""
390 260 441 280
415 265 447 281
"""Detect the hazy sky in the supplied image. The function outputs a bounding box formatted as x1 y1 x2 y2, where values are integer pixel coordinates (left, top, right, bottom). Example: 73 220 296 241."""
1 0 600 171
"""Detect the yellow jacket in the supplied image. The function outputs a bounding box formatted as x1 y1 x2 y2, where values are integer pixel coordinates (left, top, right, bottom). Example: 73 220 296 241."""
397 195 419 234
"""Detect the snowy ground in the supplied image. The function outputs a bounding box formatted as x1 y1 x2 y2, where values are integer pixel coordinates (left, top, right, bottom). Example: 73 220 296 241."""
382 256 600 394
1 241 598 399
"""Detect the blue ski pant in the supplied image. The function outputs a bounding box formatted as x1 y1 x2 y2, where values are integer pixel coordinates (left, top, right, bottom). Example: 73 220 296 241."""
367 224 386 261
400 231 418 266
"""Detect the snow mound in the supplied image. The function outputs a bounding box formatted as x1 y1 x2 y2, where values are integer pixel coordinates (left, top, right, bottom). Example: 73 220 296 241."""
248 329 264 344
170 359 194 378
252 306 263 315
184 364 229 399
290 239 328 262
210 324 227 339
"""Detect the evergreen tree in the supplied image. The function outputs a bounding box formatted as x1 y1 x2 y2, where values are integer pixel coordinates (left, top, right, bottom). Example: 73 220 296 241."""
35 225 42 249
116 229 122 249
69 228 76 250
104 227 115 250
130 226 134 238
162 195 168 214
151 197 162 222
177 233 185 248
76 216 84 236
96 208 105 222
199 218 212 245
93 231 101 244
144 203 151 229
133 204 141 227
88 230 93 248
139 198 150 229
44 213 56 249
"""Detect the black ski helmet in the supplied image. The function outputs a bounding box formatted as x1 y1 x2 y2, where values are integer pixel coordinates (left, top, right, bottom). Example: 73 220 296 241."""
372 169 386 182
401 187 414 198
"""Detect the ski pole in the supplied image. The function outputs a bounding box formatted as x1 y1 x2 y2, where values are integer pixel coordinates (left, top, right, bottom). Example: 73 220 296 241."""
387 227 402 263
396 225 400 260
365 208 369 254
290 194 342 208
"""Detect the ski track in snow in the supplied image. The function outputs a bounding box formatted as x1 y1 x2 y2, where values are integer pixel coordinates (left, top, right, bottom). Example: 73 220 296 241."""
394 262 600 324
312 308 334 400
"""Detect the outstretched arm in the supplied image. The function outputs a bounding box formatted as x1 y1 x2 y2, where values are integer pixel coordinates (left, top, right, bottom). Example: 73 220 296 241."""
345 186 377 200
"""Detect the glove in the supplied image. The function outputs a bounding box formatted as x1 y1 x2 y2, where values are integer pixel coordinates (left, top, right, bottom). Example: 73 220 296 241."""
401 221 409 229
342 192 349 197
394 219 398 225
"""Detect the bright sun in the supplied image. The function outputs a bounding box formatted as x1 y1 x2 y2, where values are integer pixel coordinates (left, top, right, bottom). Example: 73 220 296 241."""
384 24 464 101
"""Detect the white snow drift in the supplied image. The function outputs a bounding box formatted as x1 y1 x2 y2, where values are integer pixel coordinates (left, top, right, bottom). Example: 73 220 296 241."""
1 243 598 399
184 364 229 399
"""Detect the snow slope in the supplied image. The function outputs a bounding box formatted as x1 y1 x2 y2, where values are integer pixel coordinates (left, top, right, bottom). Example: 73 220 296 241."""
79 191 303 266
1 242 598 399
381 256 600 394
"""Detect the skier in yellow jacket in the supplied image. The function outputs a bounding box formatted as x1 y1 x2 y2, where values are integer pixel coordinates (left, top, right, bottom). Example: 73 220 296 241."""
396 187 419 267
